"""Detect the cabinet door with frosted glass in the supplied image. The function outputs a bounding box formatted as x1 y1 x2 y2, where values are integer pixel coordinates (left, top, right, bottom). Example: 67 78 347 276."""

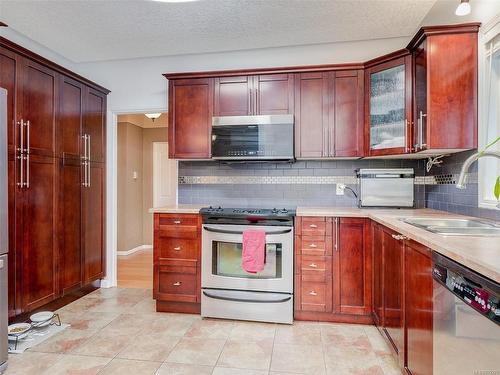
366 56 412 156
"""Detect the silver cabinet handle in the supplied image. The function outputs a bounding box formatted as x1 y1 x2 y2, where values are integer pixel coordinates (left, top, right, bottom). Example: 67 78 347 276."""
417 111 427 150
17 120 24 187
309 243 317 248
309 224 318 228
404 118 408 153
308 263 318 268
173 246 181 251
82 135 87 187
309 291 318 296
335 217 339 251
323 127 328 157
25 120 30 188
173 220 181 224
173 282 182 286
87 135 91 187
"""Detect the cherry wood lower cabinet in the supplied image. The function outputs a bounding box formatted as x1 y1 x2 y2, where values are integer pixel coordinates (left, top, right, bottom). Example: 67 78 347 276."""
404 240 433 375
372 223 434 374
153 213 202 314
294 216 372 323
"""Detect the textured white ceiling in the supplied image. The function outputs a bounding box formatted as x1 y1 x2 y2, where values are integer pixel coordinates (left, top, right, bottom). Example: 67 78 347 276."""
0 0 436 62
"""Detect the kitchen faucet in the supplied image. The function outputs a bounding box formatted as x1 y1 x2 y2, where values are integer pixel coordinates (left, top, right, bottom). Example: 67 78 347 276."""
456 150 500 189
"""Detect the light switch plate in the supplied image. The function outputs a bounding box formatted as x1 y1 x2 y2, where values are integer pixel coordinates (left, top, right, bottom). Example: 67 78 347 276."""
336 183 345 195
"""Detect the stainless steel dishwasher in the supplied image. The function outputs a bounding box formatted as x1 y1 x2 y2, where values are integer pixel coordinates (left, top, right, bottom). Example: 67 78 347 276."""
432 252 499 374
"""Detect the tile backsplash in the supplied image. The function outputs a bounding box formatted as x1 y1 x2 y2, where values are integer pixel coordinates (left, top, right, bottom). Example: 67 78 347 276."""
425 150 500 221
178 159 427 209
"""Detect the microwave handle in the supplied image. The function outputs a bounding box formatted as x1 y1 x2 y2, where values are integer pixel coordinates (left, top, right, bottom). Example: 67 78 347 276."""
203 226 292 236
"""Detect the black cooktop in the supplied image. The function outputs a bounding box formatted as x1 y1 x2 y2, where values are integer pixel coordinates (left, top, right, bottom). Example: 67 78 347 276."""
200 206 296 226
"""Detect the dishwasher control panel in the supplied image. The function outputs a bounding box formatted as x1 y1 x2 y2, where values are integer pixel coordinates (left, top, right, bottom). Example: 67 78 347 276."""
433 258 500 325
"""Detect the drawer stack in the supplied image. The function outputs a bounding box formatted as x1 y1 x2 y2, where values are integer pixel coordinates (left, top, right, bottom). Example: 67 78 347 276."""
294 216 334 313
153 213 202 313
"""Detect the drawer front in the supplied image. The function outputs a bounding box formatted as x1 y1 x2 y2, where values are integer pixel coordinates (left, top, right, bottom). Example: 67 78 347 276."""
301 219 327 236
300 256 331 283
300 281 332 312
158 225 198 239
157 238 199 260
158 214 199 226
300 236 332 256
155 264 198 303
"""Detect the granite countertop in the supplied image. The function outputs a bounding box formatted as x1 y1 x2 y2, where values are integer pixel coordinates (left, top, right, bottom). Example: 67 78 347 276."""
148 204 499 282
297 207 500 283
148 204 206 214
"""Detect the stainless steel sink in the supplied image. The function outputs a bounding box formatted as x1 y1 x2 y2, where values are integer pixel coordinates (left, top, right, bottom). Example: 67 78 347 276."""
400 217 500 236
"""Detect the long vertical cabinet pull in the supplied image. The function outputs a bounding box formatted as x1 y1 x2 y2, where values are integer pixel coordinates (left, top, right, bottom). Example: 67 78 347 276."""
17 119 24 187
25 120 30 188
334 217 339 251
87 135 91 187
82 135 88 187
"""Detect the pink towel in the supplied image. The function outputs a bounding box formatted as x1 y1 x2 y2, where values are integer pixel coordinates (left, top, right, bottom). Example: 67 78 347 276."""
242 229 266 273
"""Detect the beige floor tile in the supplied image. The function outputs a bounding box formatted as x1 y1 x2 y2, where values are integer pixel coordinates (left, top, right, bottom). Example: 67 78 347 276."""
58 297 103 313
99 358 161 375
98 313 152 336
271 343 326 374
29 328 97 354
185 319 234 339
64 311 120 331
166 337 226 366
325 348 383 374
320 323 372 351
116 333 180 361
213 368 268 375
72 331 132 357
84 287 122 299
4 352 62 375
217 339 273 371
39 354 111 375
155 362 214 375
229 321 276 341
364 327 392 356
142 314 196 336
376 352 401 375
86 298 137 313
275 321 322 345
129 297 159 315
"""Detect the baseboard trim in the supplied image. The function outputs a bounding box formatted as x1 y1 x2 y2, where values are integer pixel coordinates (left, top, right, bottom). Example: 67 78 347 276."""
117 244 152 256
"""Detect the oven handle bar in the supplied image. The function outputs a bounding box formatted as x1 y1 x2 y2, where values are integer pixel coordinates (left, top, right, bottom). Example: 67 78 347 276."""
203 290 292 304
203 226 292 235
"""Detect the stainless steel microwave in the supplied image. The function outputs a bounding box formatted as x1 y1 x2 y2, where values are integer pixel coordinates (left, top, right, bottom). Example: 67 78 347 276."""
211 115 294 161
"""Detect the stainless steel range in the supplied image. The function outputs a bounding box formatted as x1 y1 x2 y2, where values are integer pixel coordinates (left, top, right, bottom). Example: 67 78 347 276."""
200 207 295 324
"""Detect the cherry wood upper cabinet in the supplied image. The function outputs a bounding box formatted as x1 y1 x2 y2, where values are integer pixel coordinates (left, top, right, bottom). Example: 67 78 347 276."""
254 74 294 115
17 57 58 158
335 218 371 316
333 70 364 157
295 70 364 158
169 78 213 159
294 72 329 158
214 76 252 116
365 53 413 156
84 87 106 163
404 240 433 375
214 74 293 116
58 76 84 160
408 23 479 153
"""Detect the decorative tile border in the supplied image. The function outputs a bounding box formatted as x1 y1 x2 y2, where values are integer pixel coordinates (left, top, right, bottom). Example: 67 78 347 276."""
179 173 477 186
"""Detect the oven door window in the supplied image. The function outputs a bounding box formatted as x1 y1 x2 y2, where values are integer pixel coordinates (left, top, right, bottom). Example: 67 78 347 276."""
212 241 282 279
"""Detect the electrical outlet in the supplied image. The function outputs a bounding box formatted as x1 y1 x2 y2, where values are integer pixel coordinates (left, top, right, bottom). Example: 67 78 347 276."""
336 183 346 195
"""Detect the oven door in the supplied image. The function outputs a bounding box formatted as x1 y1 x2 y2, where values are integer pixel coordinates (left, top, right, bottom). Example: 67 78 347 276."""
202 224 293 293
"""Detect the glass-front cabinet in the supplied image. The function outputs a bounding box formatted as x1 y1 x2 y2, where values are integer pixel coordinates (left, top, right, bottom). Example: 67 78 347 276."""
366 55 412 156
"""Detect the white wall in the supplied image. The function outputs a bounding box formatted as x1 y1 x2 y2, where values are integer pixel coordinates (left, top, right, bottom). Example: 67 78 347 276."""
75 37 408 114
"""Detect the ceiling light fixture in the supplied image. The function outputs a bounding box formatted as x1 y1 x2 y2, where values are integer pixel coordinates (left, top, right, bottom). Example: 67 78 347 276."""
145 113 162 122
455 0 471 16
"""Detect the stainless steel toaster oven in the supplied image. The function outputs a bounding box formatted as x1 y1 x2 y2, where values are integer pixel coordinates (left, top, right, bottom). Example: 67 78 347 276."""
357 168 414 208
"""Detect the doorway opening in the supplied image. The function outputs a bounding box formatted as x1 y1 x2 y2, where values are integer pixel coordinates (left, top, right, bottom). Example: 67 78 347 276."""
116 112 177 289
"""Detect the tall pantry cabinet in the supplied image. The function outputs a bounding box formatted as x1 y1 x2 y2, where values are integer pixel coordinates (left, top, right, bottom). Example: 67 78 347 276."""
0 37 109 318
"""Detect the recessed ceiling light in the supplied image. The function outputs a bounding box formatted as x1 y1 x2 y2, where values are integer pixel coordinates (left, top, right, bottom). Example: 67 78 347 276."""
455 0 471 16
